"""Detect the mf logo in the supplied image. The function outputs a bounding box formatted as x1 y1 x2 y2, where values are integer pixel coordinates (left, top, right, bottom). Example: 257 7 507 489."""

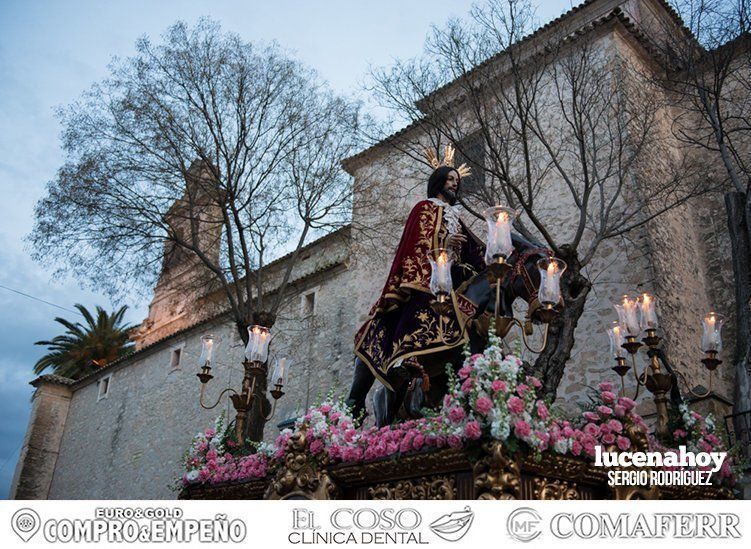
507 507 542 542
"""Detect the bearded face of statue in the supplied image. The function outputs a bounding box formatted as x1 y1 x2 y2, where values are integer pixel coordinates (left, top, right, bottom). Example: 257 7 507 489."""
440 169 460 205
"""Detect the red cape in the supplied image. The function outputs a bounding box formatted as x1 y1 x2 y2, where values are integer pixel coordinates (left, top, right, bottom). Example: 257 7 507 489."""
355 199 485 389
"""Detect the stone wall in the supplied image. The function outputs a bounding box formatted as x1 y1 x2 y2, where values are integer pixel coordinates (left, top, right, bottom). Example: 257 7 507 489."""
43 261 352 498
10 378 72 499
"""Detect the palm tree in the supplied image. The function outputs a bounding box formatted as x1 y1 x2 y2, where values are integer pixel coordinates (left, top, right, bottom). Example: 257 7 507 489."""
34 304 135 379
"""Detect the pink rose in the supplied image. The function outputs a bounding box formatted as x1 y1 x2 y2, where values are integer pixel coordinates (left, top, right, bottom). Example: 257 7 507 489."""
514 420 532 438
583 411 599 422
527 376 543 389
475 396 493 415
582 439 597 457
614 405 626 417
464 421 482 440
536 401 549 420
205 428 216 438
309 439 324 455
447 435 463 448
602 433 616 445
571 440 583 456
598 381 614 393
412 434 425 450
458 365 473 379
449 406 466 423
461 378 474 393
399 437 412 453
618 397 636 411
319 404 332 414
601 391 616 404
597 405 613 416
491 380 507 393
508 396 524 415
516 383 530 397
583 423 600 437
616 436 631 451
607 419 623 433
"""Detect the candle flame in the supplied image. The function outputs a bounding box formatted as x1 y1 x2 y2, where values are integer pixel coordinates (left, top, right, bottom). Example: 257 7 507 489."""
495 212 508 225
547 261 557 275
642 293 651 304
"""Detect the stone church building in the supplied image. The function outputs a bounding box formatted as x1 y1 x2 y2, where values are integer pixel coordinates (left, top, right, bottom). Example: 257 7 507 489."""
12 0 742 498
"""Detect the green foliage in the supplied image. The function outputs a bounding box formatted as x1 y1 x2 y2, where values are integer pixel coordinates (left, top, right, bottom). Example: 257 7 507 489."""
33 303 134 379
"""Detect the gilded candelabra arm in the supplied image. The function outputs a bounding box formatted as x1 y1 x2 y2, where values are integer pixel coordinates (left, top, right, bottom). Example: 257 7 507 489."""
673 368 712 398
199 384 239 410
262 396 280 421
624 358 648 401
508 318 550 354
244 375 259 406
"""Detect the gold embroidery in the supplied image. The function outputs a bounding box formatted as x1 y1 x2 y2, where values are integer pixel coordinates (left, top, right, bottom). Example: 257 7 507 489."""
354 200 482 389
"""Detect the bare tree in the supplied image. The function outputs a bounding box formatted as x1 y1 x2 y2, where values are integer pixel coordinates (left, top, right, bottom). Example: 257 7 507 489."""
655 0 751 434
366 0 711 399
29 18 361 441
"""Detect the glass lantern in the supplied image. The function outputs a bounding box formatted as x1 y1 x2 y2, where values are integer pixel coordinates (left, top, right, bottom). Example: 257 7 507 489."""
428 248 453 297
701 312 724 353
483 206 518 265
638 292 659 331
607 322 626 359
245 325 271 363
271 357 291 386
536 257 566 306
614 295 640 337
198 334 215 367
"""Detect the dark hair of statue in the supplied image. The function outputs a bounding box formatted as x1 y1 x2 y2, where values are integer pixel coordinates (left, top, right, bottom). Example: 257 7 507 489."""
427 166 460 199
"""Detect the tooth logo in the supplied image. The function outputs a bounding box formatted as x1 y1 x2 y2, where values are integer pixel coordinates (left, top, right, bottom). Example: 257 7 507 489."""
430 506 474 542
12 508 41 542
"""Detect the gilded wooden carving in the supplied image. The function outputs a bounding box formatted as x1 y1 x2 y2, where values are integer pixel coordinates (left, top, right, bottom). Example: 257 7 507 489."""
368 475 456 500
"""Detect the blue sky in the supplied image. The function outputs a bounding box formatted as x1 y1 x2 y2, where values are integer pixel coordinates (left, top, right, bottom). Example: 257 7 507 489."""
0 0 572 498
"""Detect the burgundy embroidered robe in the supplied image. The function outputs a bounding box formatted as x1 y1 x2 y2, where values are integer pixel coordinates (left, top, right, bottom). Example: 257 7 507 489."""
354 199 486 389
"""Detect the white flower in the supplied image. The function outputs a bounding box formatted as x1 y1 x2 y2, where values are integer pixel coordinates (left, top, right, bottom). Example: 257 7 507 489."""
554 438 570 454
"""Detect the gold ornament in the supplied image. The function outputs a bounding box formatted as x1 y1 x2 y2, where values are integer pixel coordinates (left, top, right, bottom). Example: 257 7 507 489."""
424 144 472 179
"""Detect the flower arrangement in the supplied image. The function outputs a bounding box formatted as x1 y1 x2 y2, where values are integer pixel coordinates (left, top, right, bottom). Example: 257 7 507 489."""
652 401 739 483
180 331 739 489
180 411 273 486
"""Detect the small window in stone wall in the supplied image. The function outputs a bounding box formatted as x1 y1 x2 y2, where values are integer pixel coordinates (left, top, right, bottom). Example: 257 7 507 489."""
301 289 317 317
170 347 182 369
455 132 486 195
97 374 112 401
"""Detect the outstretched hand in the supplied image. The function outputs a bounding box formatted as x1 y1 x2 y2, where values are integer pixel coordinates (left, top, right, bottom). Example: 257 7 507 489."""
446 233 467 249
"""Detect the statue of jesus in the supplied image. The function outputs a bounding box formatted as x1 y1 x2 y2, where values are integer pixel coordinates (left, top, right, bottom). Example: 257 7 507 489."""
346 149 486 424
